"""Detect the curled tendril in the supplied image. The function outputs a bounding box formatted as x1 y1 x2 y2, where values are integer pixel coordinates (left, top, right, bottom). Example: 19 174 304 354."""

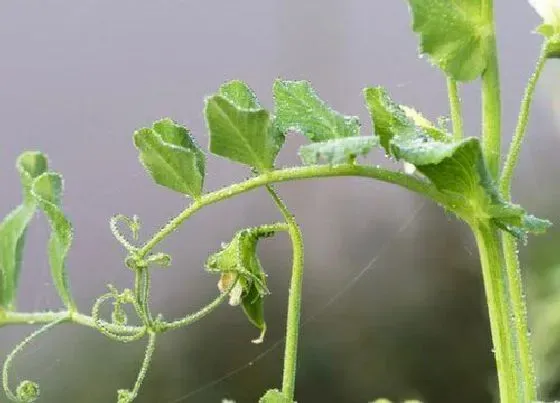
15 381 39 403
117 389 134 403
125 252 172 271
92 286 147 342
110 214 141 253
3 318 65 402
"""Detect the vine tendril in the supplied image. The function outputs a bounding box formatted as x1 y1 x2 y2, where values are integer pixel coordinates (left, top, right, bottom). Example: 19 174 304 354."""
2 317 66 402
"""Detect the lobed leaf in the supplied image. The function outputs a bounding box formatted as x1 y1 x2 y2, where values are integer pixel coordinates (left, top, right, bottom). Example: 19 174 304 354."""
205 80 284 172
273 79 360 141
406 0 491 81
259 389 293 403
0 152 48 309
31 172 75 309
134 118 205 198
364 87 550 239
206 227 277 343
298 137 378 165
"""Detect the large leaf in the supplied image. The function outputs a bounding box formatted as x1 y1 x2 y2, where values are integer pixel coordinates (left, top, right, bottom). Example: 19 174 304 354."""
273 79 360 141
259 389 293 403
134 118 205 198
205 81 284 171
31 172 75 309
299 137 378 165
406 0 491 81
206 227 277 343
0 152 48 308
364 87 550 239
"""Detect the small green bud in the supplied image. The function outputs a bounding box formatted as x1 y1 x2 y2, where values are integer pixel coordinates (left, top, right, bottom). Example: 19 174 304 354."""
146 252 172 268
112 302 128 325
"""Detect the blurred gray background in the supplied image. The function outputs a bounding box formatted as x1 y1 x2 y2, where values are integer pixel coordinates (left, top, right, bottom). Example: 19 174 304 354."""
1 1 559 402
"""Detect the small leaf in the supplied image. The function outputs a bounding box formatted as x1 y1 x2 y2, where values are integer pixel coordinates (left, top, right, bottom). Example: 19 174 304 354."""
259 389 293 403
406 0 491 81
0 152 48 309
31 173 75 309
364 87 550 239
298 137 378 165
206 228 276 343
273 79 360 141
134 118 205 198
17 152 49 202
205 81 284 171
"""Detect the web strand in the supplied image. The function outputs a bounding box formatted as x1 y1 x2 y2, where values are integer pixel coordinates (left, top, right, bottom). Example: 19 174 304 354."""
167 199 426 402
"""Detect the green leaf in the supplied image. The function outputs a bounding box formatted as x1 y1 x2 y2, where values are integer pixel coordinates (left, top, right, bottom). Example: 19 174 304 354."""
299 137 378 165
364 87 550 239
273 79 360 141
259 389 293 403
205 81 284 171
406 0 491 81
17 152 49 202
0 152 48 309
134 118 205 198
206 227 277 343
31 172 75 309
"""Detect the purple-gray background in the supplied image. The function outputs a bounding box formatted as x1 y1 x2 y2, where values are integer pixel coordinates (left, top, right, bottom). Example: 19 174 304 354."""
1 1 559 402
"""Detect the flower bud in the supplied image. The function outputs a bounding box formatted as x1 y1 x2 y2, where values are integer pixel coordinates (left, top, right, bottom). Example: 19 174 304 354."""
530 0 560 28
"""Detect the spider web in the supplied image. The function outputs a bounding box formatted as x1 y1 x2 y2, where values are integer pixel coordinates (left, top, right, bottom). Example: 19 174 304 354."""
166 199 427 403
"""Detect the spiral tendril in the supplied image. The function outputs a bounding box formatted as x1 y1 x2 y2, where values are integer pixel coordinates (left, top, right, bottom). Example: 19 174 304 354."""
15 381 39 403
3 318 65 402
92 287 147 343
110 214 141 253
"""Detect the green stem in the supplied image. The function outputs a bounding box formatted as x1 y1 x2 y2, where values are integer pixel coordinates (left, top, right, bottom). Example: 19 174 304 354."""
500 42 549 197
141 269 152 325
481 0 502 180
472 221 519 402
160 285 233 332
0 310 144 334
127 331 157 400
446 77 464 141
493 43 550 403
265 185 304 400
138 164 447 258
502 233 537 402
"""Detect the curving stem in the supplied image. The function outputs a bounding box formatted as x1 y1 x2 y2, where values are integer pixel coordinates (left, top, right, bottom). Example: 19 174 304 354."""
265 185 305 400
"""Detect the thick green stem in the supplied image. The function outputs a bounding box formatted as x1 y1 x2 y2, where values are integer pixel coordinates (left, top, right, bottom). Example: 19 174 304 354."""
265 185 304 400
472 221 519 402
481 43 502 179
481 0 502 180
500 42 549 197
446 77 464 141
